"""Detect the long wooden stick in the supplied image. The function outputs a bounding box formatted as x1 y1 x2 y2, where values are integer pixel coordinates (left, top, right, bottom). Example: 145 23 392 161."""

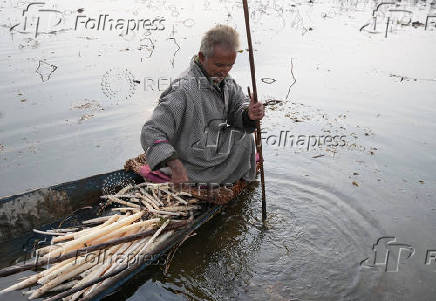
243 0 267 222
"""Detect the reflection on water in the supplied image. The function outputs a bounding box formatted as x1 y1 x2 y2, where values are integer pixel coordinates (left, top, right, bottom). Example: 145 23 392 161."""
0 0 435 300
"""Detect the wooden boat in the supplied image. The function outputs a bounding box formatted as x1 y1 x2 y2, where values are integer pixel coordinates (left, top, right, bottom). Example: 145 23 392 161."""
0 163 257 300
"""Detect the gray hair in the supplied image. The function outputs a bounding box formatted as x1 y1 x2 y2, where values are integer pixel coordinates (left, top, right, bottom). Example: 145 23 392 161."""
199 24 240 58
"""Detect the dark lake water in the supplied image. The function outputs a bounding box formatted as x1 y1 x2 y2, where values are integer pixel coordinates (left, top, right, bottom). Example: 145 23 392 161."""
0 0 435 300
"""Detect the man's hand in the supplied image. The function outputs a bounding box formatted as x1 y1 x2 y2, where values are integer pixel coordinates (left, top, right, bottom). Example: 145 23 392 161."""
167 159 189 184
248 95 265 121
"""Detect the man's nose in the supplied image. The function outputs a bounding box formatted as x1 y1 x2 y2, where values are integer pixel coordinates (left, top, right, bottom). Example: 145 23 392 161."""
221 66 231 75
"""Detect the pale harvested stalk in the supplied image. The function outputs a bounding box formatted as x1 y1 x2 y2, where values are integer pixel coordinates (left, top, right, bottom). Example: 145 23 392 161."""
116 184 133 195
64 294 74 301
51 234 73 244
91 219 159 246
29 261 97 299
44 263 129 301
1 273 40 292
136 192 159 209
141 183 169 189
100 194 137 199
134 182 149 188
86 237 151 296
52 215 119 244
148 207 188 216
137 195 159 210
1 256 75 292
140 196 159 211
177 191 193 197
47 228 79 233
79 268 92 279
33 229 66 236
138 220 169 253
126 197 142 204
99 214 121 226
45 212 144 258
138 198 155 211
0 221 189 278
140 189 162 207
139 229 174 255
70 242 125 297
107 196 140 208
38 254 93 284
111 207 140 213
87 227 153 289
37 244 62 256
44 225 182 301
84 240 143 295
100 241 143 276
69 287 87 301
50 280 79 292
82 230 174 301
160 188 188 205
40 257 77 281
82 216 112 225
151 189 165 206
163 205 201 212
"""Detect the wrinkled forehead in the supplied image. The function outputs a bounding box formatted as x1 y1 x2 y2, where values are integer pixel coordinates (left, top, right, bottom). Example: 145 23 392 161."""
209 44 236 61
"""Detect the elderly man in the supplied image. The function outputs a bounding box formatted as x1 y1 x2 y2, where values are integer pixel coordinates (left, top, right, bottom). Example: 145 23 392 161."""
140 24 264 185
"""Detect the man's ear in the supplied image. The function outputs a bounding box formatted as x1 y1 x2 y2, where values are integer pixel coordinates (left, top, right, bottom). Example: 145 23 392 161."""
198 52 205 63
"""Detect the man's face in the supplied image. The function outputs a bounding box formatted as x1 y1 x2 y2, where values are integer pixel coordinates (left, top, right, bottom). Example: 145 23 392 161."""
199 44 236 83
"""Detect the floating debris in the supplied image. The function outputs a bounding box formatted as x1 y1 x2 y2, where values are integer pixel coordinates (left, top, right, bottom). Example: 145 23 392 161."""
183 18 195 28
18 38 39 49
285 58 296 100
71 100 103 112
36 60 57 82
138 37 155 59
261 78 276 84
167 35 181 68
79 114 94 122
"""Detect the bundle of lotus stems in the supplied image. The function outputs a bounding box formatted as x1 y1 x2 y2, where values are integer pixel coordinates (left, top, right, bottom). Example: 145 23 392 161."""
0 182 205 301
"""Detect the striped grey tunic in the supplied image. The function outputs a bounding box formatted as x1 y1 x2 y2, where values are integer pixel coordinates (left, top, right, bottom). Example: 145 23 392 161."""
140 56 256 184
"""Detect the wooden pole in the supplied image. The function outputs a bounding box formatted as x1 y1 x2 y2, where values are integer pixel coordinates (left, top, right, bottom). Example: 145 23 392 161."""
243 0 267 222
